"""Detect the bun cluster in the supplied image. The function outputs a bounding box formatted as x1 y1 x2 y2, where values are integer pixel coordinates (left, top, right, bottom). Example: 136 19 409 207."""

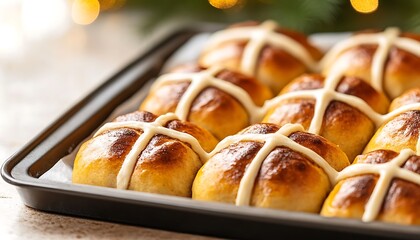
73 21 420 226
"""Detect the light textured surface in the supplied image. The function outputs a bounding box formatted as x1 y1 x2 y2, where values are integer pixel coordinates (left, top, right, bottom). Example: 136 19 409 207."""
0 8 215 240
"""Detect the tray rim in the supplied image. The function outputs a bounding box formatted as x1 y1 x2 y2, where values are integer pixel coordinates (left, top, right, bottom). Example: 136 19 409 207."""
2 24 420 240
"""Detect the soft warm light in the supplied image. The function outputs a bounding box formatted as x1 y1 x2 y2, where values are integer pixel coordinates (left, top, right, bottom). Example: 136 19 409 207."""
72 0 100 25
350 0 378 14
22 0 69 40
208 0 238 9
0 1 22 58
0 24 22 59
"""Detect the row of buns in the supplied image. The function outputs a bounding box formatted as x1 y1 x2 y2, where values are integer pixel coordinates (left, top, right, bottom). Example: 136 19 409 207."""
72 21 420 225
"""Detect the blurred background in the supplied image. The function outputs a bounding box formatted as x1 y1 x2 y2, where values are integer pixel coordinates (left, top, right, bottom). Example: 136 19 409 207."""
1 0 420 160
130 0 420 32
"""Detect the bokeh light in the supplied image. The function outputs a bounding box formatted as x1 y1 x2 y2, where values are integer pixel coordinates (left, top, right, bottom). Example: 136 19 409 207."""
350 0 379 14
208 0 239 9
72 0 100 25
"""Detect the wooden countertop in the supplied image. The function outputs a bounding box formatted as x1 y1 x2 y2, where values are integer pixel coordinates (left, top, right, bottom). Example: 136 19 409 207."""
0 9 216 240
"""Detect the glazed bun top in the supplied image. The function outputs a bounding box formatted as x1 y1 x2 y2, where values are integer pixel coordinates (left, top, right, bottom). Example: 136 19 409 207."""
140 64 273 139
199 20 323 93
328 149 420 223
389 88 420 111
89 111 218 189
364 88 420 154
235 123 350 172
321 28 420 99
112 111 218 153
280 73 390 114
262 73 390 160
192 123 349 210
167 63 273 106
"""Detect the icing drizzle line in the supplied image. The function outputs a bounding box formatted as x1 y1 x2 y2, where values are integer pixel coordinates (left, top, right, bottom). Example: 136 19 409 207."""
263 67 420 135
152 65 420 137
336 146 420 222
320 27 420 93
226 123 420 222
210 119 420 222
203 20 318 75
93 113 208 190
93 117 340 206
150 65 264 123
92 111 420 222
207 123 339 206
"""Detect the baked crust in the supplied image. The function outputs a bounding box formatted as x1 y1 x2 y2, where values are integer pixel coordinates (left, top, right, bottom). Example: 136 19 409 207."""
72 111 218 197
192 123 349 212
365 88 420 153
199 21 322 94
263 74 390 161
140 64 273 140
321 150 420 225
322 32 420 99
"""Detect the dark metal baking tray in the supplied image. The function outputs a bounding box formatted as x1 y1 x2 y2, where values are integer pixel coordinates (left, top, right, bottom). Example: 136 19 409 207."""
2 25 420 240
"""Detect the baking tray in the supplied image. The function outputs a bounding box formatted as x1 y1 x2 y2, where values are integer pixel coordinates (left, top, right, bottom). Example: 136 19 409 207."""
2 25 420 240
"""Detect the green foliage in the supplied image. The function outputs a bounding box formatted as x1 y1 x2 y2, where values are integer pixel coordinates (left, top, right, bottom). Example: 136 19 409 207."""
125 0 420 33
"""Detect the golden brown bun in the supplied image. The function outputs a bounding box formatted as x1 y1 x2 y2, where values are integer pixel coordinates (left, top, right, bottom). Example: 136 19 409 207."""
140 64 273 140
199 21 323 94
72 111 218 197
323 32 420 99
365 88 420 153
263 74 390 161
192 123 349 213
389 88 420 111
321 150 420 225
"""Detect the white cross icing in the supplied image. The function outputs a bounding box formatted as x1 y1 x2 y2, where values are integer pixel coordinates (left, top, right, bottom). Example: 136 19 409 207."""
150 65 264 123
93 112 420 223
151 65 420 137
203 20 318 75
94 113 208 189
336 145 420 222
207 123 338 206
321 27 420 94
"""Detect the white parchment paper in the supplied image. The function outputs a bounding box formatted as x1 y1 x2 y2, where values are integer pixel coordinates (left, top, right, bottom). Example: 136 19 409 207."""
39 31 350 183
